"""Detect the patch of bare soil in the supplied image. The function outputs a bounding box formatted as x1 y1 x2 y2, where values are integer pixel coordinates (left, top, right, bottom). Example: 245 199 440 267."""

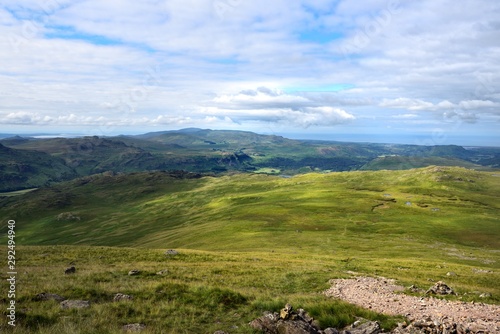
324 276 500 333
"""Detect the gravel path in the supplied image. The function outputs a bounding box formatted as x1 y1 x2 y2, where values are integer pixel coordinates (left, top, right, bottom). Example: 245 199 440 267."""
324 276 500 333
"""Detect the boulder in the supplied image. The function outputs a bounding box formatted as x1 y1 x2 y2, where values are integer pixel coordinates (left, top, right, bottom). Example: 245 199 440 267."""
114 293 133 302
425 281 455 295
165 249 179 256
342 319 381 334
57 212 81 221
34 292 66 302
249 305 322 334
122 323 146 332
60 300 90 309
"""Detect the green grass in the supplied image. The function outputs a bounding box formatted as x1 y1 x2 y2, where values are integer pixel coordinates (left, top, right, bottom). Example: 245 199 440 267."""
0 246 408 333
0 166 499 332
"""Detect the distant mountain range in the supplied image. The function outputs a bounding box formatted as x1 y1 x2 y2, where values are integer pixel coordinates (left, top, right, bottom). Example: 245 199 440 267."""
1 128 499 192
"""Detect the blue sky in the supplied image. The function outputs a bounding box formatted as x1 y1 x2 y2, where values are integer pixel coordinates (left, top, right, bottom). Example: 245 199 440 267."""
1 0 499 146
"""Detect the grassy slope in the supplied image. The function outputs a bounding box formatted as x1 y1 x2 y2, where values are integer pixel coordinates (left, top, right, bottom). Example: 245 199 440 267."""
0 167 499 333
359 156 485 170
0 144 76 192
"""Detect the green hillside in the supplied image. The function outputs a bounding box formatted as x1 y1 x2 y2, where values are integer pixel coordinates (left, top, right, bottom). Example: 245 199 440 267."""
0 143 76 192
1 167 499 333
2 130 500 191
360 155 484 170
2 167 499 253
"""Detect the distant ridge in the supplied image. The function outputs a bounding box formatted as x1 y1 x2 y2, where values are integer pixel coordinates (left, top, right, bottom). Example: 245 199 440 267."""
1 129 499 192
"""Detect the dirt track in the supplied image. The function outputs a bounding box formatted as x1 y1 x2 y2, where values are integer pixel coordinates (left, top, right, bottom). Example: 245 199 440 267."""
324 276 500 333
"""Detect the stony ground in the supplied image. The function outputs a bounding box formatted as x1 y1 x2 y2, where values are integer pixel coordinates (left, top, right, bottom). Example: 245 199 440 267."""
324 276 500 333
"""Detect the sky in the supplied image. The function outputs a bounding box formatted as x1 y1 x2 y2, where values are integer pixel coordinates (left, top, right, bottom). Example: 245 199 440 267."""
0 0 499 146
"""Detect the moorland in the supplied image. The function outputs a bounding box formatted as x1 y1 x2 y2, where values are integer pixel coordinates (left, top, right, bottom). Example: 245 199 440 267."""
0 129 499 333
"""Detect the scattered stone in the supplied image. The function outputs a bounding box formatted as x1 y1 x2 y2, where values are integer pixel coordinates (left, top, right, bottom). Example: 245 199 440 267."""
165 249 178 256
122 323 146 332
479 292 492 298
280 303 293 320
128 270 140 276
446 271 457 277
64 266 76 275
34 292 66 302
407 285 424 293
156 269 169 275
213 331 228 334
113 293 133 302
60 300 90 309
425 281 455 295
344 318 381 334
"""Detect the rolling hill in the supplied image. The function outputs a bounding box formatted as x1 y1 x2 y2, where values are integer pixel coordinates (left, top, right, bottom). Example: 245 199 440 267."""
2 166 499 252
0 143 76 192
1 166 499 332
1 128 499 192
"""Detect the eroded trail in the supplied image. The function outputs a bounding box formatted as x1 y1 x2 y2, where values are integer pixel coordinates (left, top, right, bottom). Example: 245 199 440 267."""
324 277 500 333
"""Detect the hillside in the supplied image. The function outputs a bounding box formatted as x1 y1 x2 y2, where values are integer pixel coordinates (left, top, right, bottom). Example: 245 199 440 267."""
1 167 499 333
0 143 76 192
2 129 499 192
2 167 499 252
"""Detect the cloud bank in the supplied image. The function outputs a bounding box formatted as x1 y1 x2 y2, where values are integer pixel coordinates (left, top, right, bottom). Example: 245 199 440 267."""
0 0 499 145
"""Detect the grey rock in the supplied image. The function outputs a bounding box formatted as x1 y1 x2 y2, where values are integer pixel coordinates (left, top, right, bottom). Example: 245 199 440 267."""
165 249 178 256
113 293 133 302
323 329 339 334
249 305 321 334
128 270 140 276
342 319 381 334
425 281 455 295
57 212 81 221
122 323 146 332
156 269 169 275
35 292 66 302
60 300 90 309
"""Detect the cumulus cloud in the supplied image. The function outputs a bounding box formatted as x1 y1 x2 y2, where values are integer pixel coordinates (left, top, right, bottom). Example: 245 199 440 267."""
206 87 355 127
0 0 499 143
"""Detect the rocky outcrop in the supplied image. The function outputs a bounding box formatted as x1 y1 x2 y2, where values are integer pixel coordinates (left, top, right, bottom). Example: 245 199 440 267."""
249 309 323 334
248 304 375 334
425 281 455 295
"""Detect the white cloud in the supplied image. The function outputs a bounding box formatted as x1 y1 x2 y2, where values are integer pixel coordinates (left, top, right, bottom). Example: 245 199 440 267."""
380 98 498 112
204 87 355 127
0 0 499 144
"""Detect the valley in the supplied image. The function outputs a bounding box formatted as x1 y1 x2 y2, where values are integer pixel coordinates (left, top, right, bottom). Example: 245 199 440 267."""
0 130 499 333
